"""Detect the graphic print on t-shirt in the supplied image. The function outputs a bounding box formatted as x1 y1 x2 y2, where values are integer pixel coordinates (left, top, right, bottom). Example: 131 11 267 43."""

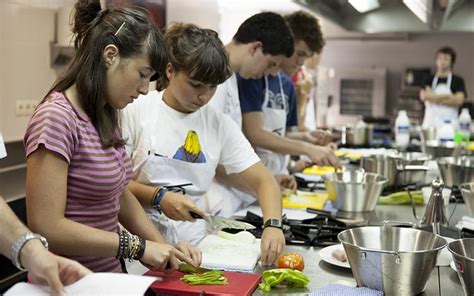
265 89 289 114
172 130 207 163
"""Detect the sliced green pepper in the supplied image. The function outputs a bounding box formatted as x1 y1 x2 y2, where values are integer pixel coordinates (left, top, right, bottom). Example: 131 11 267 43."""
180 270 228 285
259 268 310 292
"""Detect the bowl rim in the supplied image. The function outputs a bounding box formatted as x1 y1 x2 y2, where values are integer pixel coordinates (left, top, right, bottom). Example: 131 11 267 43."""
337 226 448 255
323 172 388 185
447 238 474 262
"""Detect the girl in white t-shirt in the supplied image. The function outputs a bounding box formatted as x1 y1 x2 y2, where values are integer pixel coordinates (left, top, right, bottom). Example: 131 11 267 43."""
122 23 285 266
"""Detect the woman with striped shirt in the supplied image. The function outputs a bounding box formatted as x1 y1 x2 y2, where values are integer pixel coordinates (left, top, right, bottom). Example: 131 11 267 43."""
23 0 199 273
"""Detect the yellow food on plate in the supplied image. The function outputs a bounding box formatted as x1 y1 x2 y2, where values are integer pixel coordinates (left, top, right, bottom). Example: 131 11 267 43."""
335 150 362 160
302 165 335 175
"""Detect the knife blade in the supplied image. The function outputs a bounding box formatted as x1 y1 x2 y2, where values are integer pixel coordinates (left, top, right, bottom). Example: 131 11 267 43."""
178 263 212 274
190 212 256 230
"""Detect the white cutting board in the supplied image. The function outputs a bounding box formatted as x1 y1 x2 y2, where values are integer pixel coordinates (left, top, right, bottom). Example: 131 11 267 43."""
198 234 261 273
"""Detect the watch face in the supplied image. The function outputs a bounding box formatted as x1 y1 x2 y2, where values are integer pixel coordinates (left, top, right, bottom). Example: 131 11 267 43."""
266 219 282 228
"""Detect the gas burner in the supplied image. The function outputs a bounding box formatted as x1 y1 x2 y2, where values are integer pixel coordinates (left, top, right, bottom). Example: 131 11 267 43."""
229 211 351 247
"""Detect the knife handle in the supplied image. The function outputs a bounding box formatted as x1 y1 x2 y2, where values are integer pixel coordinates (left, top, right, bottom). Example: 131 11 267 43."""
190 211 203 219
306 207 333 217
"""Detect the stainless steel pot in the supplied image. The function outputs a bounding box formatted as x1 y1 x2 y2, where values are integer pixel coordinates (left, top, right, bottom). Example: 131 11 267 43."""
344 125 370 146
338 226 447 296
459 182 474 215
448 238 474 296
361 153 429 188
323 170 387 212
437 156 474 188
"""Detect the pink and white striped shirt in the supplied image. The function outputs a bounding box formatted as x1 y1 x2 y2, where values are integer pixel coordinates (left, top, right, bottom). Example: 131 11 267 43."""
24 92 132 272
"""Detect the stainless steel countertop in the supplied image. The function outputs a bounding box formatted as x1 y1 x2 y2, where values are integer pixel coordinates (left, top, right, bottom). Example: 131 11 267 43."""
252 203 469 295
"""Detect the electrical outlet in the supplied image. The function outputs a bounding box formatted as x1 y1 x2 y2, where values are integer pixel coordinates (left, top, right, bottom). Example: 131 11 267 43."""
15 100 38 117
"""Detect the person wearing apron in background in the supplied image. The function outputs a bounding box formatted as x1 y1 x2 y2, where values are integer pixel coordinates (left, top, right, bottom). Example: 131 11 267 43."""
239 11 340 178
121 23 285 266
207 12 296 217
420 46 467 128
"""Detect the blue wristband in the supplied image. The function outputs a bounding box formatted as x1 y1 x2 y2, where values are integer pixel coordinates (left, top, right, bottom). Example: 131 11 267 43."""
152 187 167 213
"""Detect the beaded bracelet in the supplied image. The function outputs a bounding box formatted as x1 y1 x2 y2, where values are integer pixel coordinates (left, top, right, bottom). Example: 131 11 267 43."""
116 230 146 261
133 237 146 260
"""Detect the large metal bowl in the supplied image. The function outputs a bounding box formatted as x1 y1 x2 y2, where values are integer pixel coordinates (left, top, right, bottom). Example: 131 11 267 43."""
459 183 474 215
448 238 474 296
338 226 447 296
323 170 387 212
437 156 474 188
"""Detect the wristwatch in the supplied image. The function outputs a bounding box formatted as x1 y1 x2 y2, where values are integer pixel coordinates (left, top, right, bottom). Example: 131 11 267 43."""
11 232 48 270
263 218 283 229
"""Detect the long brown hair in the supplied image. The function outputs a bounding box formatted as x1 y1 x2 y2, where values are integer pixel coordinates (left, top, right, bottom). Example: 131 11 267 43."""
49 0 167 148
157 23 231 89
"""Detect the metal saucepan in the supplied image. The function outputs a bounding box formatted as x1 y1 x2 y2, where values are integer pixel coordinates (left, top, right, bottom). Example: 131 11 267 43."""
447 238 474 296
437 156 474 188
338 226 447 296
323 170 387 212
361 153 430 188
342 124 373 146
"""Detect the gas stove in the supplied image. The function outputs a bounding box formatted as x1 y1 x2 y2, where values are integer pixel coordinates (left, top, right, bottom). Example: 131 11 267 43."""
226 211 351 247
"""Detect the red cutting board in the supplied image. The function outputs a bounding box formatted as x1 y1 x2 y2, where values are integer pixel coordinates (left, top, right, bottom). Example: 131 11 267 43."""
146 270 261 296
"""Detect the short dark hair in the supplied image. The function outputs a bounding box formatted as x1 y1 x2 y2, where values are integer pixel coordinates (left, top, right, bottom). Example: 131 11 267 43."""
285 11 325 54
436 46 457 66
159 23 232 88
233 12 294 58
49 0 167 148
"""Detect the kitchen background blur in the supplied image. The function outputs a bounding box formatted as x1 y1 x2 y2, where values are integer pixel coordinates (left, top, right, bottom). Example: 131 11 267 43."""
0 0 473 196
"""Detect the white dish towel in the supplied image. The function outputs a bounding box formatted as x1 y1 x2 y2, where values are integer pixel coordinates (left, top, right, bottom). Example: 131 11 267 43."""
198 234 261 273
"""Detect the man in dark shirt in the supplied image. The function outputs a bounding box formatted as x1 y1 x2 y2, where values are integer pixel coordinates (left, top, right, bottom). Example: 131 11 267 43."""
238 11 340 175
420 46 467 128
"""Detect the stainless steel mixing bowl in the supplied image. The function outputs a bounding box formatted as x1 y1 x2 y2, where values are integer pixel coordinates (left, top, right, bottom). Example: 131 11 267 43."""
338 226 447 296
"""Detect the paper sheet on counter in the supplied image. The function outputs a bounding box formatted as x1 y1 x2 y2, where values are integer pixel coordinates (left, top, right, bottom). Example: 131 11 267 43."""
5 273 160 296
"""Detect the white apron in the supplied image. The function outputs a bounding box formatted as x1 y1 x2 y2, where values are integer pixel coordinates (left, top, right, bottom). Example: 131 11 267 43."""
255 73 289 175
135 133 217 245
422 74 458 128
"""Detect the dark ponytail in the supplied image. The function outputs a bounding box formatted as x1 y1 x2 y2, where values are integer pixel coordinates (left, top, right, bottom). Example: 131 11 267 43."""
48 0 167 148
72 0 101 49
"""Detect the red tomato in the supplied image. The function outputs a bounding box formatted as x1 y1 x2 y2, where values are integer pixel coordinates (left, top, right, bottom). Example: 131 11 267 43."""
277 252 305 271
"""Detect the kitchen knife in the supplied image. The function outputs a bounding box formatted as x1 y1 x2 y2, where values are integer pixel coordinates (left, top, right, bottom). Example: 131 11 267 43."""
178 263 212 274
190 212 256 230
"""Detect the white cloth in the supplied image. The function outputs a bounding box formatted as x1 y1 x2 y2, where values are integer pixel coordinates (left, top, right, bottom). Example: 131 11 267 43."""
255 73 289 175
209 73 242 128
422 73 458 128
121 90 260 244
198 234 261 272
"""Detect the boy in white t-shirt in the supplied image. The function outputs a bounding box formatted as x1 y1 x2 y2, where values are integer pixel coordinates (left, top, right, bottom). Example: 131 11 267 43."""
122 23 285 266
208 12 297 215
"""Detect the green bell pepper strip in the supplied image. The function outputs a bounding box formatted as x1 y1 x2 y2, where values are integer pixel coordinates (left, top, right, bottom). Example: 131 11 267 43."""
180 270 228 285
259 268 310 292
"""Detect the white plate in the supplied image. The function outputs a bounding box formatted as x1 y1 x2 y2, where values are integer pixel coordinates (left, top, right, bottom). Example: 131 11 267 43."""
319 244 350 269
